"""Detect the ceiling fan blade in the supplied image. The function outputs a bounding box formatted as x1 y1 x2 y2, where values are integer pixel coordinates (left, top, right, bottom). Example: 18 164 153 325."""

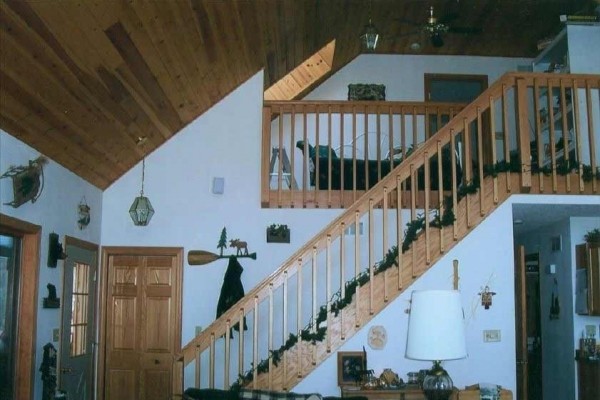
448 26 483 35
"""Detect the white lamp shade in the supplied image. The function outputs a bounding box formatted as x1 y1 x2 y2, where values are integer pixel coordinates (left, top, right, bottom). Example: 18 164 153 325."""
405 290 467 361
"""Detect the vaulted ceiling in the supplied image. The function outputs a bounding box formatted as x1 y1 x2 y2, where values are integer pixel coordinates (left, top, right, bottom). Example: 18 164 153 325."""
0 0 594 189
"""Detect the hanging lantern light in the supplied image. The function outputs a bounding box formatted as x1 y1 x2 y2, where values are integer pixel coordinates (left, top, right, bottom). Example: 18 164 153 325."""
360 18 379 51
129 151 154 226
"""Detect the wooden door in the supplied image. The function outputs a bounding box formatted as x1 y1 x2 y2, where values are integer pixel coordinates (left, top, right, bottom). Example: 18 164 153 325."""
101 247 182 400
59 238 98 399
515 245 528 400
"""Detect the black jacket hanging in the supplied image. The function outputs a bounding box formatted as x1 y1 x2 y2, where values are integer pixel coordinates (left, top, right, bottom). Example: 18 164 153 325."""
216 256 248 333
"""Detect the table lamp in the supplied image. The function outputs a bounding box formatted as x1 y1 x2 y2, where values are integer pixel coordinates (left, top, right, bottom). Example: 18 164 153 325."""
405 290 467 400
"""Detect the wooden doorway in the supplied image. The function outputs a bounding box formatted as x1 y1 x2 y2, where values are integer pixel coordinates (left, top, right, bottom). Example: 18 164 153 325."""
0 213 40 400
98 247 182 400
59 237 99 399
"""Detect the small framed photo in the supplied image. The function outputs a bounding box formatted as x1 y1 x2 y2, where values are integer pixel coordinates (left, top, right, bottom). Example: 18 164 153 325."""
337 351 367 386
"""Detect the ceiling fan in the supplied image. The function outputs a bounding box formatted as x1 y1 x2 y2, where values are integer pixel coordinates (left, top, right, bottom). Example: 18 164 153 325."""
398 6 483 48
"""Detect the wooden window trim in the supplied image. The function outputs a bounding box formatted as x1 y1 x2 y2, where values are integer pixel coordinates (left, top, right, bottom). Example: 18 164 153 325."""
0 213 41 400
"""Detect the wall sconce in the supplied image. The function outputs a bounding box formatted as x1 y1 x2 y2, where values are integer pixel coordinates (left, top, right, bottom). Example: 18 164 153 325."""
479 286 496 310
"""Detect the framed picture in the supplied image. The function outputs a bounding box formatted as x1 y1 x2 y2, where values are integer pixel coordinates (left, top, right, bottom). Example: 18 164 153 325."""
337 351 367 386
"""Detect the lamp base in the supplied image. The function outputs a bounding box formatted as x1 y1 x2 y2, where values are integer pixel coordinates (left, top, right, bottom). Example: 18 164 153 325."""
422 361 454 400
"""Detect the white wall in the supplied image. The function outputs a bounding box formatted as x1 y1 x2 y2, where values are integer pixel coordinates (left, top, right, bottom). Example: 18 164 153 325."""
304 54 531 101
0 130 103 400
101 71 342 350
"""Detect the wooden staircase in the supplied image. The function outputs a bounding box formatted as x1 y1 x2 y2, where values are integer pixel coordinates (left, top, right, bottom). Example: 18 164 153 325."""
173 72 599 396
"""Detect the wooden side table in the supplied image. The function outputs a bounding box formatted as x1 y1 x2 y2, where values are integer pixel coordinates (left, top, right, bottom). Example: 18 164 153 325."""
340 387 459 400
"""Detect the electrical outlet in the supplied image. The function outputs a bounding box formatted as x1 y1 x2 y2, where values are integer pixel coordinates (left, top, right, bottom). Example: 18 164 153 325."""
53 328 60 342
195 326 203 336
483 329 501 342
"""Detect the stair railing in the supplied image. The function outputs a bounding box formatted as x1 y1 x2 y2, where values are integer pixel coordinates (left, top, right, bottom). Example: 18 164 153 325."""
174 72 599 396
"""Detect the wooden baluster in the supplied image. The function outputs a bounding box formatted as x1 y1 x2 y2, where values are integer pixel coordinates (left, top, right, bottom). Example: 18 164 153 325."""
572 80 584 192
450 130 458 241
239 308 245 380
291 108 296 207
463 118 472 228
225 320 231 389
302 107 308 206
354 210 361 327
311 246 317 365
268 284 273 389
388 106 394 169
410 164 416 279
559 80 571 193
326 234 332 352
353 107 358 201
585 81 597 193
262 106 272 207
412 107 418 147
328 105 333 206
209 333 215 388
533 81 545 192
297 258 302 377
377 110 382 181
340 110 345 205
278 109 284 204
517 78 532 191
396 175 403 290
425 106 430 139
476 107 485 216
364 109 370 189
252 296 258 388
368 198 374 315
282 272 288 390
489 96 499 202
424 152 431 265
339 222 346 340
502 84 512 192
436 141 444 253
547 81 558 192
560 79 571 193
400 107 406 161
315 109 320 205
195 346 201 388
382 186 389 302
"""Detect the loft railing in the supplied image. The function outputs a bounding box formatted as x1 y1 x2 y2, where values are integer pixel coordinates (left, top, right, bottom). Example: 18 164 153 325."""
174 72 599 396
261 101 465 208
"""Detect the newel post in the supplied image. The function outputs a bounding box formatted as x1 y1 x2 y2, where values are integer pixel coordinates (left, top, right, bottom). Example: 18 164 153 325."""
516 78 532 192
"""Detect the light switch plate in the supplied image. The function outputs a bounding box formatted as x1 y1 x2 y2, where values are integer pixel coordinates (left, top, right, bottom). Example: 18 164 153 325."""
483 329 501 342
53 328 60 342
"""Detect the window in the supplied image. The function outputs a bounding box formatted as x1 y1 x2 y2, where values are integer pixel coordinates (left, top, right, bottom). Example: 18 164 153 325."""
70 262 90 356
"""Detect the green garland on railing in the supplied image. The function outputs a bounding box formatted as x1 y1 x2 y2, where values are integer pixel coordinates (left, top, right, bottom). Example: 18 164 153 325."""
230 161 599 389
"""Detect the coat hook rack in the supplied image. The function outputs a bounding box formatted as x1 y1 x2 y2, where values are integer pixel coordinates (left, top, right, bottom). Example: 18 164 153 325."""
188 227 257 266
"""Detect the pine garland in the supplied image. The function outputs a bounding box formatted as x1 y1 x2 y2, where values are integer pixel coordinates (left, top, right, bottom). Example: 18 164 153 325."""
230 161 599 389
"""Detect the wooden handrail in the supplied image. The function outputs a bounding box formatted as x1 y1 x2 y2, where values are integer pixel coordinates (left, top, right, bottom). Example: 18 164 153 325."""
177 72 600 392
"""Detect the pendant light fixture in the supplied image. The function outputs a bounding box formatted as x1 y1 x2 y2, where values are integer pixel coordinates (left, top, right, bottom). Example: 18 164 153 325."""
129 137 154 226
360 0 379 51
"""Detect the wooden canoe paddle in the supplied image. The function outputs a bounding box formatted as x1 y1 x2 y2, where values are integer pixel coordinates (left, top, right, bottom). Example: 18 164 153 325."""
188 250 257 266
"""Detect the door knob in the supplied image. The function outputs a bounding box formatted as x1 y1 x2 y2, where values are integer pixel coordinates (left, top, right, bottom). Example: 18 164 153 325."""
154 359 160 365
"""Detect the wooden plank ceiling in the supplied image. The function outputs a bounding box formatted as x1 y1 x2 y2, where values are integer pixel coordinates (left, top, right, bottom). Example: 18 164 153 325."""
0 0 592 189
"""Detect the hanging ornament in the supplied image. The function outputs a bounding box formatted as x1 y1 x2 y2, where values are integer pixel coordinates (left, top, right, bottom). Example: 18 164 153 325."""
77 197 91 229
